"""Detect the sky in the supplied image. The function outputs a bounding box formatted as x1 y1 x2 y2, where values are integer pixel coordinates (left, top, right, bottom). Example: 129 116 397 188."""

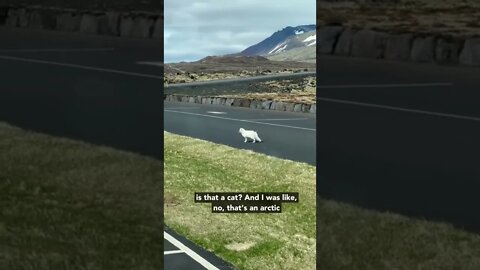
164 0 316 63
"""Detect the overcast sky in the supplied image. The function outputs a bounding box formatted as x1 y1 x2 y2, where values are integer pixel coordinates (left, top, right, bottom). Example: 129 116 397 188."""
164 0 315 63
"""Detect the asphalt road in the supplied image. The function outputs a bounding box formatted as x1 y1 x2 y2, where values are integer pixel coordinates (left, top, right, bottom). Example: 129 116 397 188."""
165 71 316 88
317 55 480 232
164 101 316 166
0 26 230 269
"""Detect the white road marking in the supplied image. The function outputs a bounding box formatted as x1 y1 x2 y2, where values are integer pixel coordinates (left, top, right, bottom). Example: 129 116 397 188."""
318 97 480 122
165 109 316 131
164 250 186 255
207 111 227 114
164 231 220 270
0 55 163 80
247 118 308 121
0 48 115 53
317 82 453 89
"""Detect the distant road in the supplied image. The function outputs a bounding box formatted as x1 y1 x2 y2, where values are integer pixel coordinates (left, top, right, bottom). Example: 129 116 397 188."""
165 71 316 88
317 55 480 232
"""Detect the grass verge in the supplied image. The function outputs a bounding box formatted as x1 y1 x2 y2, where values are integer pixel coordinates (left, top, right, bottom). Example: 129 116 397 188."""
165 132 480 269
164 132 317 270
319 196 480 269
0 122 162 270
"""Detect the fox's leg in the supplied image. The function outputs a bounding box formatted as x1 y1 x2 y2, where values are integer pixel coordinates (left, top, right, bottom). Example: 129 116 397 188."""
244 137 247 143
253 138 256 143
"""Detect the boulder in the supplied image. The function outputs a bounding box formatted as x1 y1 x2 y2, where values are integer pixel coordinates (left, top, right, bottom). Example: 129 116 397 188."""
18 8 29 27
334 28 355 56
56 12 81 31
293 103 303 112
250 99 259 109
225 98 234 106
459 38 480 66
410 36 436 62
240 99 251 107
270 101 277 110
5 8 18 27
318 26 344 54
384 33 413 61
302 104 311 113
119 15 133 36
261 100 272 110
106 11 120 35
351 29 388 59
152 17 162 39
96 15 109 34
435 38 462 64
79 14 98 33
275 101 286 111
233 99 242 107
131 16 154 38
285 102 295 112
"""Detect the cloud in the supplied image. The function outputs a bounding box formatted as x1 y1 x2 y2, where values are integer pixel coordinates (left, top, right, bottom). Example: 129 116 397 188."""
164 0 315 63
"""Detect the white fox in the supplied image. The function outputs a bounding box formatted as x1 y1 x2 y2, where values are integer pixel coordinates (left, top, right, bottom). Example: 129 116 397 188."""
239 128 262 143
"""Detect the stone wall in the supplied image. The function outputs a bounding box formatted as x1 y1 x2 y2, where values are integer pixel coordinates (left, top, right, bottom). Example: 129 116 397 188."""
164 94 317 114
318 26 480 66
0 5 161 39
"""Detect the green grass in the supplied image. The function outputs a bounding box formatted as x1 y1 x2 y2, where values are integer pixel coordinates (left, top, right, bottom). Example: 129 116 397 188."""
0 122 162 270
164 132 317 270
318 199 480 269
166 131 480 270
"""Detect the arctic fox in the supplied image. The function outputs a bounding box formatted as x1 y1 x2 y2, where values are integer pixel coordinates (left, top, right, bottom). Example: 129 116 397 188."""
239 128 262 143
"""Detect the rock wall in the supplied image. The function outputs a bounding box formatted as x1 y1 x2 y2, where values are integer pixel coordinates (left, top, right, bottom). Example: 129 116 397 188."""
0 5 162 39
164 94 316 114
318 26 480 67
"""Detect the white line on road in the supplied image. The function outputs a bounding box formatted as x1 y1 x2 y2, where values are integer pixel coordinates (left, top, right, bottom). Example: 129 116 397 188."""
165 109 316 131
0 48 115 53
164 231 220 270
207 111 227 114
0 55 163 80
164 250 186 255
317 82 453 89
318 97 480 122
247 118 308 121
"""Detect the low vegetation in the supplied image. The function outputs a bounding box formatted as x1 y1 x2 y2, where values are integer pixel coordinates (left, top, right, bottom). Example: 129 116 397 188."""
0 122 162 270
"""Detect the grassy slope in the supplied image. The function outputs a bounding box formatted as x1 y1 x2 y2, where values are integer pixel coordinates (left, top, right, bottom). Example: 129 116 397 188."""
319 196 480 269
164 132 317 270
0 122 163 270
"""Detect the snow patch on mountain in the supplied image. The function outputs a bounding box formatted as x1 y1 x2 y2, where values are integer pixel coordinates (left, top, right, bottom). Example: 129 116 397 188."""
268 42 287 54
303 34 316 43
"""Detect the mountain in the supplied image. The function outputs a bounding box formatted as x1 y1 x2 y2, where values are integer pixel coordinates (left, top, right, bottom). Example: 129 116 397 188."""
239 24 316 57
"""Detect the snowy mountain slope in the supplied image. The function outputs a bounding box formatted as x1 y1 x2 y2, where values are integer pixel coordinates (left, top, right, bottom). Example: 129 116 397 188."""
240 24 316 56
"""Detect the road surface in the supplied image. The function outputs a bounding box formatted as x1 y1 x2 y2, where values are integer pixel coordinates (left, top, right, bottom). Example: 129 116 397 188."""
317 55 480 232
164 101 316 166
